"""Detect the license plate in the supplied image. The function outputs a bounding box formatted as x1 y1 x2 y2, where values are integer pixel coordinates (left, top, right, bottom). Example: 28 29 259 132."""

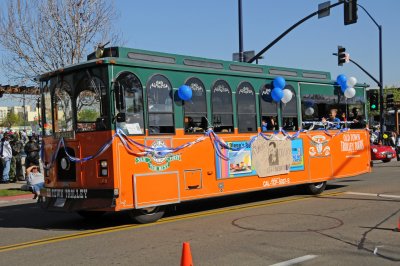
54 198 66 207
387 154 392 158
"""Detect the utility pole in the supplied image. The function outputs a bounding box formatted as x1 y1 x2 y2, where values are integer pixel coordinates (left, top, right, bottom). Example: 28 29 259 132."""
238 0 244 62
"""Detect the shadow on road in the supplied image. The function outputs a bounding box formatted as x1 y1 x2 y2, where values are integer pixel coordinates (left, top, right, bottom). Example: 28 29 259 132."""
0 183 348 231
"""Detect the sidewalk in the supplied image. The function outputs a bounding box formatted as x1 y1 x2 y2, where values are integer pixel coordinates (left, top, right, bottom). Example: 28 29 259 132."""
0 181 34 203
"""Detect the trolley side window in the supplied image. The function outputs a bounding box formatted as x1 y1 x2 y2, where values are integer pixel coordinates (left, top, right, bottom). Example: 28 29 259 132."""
114 72 145 135
281 85 298 131
147 74 175 134
184 77 207 133
237 82 257 133
260 84 278 131
212 80 234 133
53 81 73 133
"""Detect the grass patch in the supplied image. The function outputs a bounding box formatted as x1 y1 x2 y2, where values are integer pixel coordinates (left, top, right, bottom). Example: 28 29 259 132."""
0 189 31 197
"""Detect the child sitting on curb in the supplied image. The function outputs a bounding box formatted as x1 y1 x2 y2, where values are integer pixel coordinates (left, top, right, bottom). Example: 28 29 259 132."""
26 165 44 200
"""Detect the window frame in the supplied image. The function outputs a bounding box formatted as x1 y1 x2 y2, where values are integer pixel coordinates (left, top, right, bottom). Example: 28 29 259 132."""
259 83 279 131
211 79 234 133
114 71 145 135
236 81 257 133
183 77 208 134
146 74 175 135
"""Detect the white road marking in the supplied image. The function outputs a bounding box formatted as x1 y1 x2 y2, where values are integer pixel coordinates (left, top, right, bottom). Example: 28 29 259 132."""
345 192 400 199
270 255 318 266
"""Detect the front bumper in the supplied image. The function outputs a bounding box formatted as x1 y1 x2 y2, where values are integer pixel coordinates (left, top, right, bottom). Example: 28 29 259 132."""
40 188 118 212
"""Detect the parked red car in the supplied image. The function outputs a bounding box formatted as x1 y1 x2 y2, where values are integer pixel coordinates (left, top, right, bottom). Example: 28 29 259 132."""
371 144 397 163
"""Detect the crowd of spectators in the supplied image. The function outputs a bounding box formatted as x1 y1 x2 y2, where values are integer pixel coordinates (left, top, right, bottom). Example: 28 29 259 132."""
0 129 41 184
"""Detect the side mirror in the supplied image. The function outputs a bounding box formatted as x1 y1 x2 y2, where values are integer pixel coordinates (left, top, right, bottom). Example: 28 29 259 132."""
116 113 126 123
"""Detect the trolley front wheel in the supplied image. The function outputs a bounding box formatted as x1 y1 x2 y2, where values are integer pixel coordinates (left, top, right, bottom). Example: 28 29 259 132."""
128 206 165 224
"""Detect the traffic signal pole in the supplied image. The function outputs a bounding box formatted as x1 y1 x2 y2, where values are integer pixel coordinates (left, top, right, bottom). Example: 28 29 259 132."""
247 1 344 63
356 3 384 139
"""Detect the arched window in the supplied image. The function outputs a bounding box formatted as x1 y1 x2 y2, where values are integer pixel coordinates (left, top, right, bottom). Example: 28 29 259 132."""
53 81 73 133
147 74 174 134
260 84 278 131
42 82 53 136
281 85 298 131
114 72 144 134
76 75 105 132
237 82 257 132
184 77 207 133
212 80 233 133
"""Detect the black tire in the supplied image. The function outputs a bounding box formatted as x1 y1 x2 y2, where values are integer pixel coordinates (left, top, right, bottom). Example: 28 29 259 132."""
382 159 391 163
304 181 327 195
370 161 374 167
128 206 165 224
77 210 106 219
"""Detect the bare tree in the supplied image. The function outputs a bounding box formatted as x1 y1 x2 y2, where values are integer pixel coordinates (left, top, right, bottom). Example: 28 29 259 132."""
0 0 122 84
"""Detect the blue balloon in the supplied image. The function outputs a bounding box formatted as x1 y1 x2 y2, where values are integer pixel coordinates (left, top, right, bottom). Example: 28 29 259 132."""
340 82 347 93
273 76 286 89
271 87 283 102
305 100 314 108
178 85 193 101
336 74 347 87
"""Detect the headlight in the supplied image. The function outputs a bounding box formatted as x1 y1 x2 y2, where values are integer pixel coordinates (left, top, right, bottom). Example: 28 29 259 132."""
100 160 108 167
101 169 108 176
372 148 378 153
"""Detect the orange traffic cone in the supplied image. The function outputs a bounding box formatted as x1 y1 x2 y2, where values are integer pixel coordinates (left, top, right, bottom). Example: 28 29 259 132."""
180 242 193 266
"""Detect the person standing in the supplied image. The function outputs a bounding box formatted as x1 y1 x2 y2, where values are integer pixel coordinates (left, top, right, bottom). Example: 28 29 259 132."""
24 135 40 169
0 133 13 184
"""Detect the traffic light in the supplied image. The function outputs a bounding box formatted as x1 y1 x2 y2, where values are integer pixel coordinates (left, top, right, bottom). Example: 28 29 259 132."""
344 0 358 25
338 46 346 66
386 93 394 108
369 91 378 111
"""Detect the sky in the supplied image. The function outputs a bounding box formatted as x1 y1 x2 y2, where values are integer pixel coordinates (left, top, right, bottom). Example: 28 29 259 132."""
1 0 399 106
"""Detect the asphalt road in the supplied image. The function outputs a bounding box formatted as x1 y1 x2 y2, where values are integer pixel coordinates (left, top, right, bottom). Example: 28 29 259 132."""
0 160 399 265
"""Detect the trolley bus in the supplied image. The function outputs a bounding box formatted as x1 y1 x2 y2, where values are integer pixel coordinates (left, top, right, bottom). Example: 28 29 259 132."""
39 47 371 223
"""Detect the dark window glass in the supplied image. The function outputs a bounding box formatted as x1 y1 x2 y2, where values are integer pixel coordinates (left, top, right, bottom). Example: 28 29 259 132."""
260 84 278 131
147 74 174 134
114 72 144 134
184 77 208 133
281 85 298 131
212 80 233 133
237 82 257 133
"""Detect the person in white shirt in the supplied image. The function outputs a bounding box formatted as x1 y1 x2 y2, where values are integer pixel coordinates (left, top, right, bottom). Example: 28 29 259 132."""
0 133 13 184
26 165 44 199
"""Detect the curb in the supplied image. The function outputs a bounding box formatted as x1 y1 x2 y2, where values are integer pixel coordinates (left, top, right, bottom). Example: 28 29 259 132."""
0 193 34 203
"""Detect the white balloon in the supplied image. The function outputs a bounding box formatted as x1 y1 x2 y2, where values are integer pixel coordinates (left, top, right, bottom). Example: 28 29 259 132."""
305 107 314 116
344 87 356 98
281 89 293 104
347 76 357 87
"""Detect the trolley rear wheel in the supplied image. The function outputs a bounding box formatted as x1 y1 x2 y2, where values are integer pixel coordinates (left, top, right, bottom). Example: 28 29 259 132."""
304 181 327 195
128 206 165 224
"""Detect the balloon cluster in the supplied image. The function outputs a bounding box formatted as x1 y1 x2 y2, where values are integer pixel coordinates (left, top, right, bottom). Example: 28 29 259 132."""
178 85 193 101
336 74 357 99
271 76 293 103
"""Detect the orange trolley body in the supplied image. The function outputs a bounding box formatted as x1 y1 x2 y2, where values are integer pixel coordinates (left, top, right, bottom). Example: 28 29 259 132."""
39 47 371 223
